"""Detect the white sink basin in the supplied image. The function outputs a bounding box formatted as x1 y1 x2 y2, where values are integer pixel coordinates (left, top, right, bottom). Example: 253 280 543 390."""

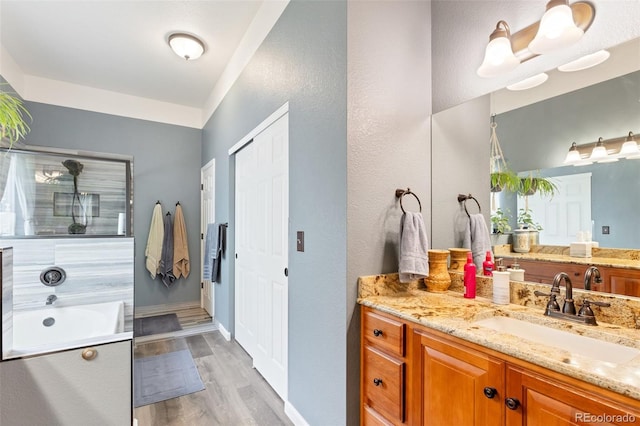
474 316 640 365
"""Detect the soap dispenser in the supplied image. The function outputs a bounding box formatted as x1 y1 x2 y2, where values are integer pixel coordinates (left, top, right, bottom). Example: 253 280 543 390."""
492 259 510 305
464 252 476 299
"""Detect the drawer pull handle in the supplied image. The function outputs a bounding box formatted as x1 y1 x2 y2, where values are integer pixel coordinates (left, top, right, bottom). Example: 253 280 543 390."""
373 329 383 337
483 387 497 399
373 378 383 386
505 397 520 410
82 348 98 361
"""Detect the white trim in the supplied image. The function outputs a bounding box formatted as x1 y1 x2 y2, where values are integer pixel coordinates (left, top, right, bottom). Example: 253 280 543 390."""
202 0 290 127
216 320 232 341
0 45 25 94
22 75 202 129
284 401 310 426
201 157 216 171
228 101 289 155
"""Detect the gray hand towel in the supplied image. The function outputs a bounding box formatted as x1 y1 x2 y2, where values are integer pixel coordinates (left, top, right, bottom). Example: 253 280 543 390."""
399 212 429 283
469 213 492 270
203 223 217 281
454 206 471 249
158 212 176 287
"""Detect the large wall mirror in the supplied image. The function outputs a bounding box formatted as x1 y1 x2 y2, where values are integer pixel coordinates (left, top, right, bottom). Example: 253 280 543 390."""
431 37 640 256
0 146 132 237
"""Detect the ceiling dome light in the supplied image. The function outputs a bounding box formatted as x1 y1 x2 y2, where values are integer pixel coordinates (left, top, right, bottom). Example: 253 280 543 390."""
528 0 584 55
558 50 610 72
168 33 205 61
477 21 520 78
506 73 549 91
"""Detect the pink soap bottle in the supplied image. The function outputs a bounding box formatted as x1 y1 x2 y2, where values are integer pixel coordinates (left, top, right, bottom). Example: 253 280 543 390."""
464 252 476 299
483 251 494 276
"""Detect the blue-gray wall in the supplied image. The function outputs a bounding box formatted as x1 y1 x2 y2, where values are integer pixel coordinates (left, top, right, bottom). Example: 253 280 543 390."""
498 71 640 247
17 101 202 307
201 2 347 424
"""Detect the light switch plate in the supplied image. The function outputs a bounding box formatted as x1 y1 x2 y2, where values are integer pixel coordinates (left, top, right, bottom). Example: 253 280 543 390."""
297 231 304 252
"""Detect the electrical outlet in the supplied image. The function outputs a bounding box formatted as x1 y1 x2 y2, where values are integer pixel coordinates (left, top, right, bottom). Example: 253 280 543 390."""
602 225 610 235
297 231 304 252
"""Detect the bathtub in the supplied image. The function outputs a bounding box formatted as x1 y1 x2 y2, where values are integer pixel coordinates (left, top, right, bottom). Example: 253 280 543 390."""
11 300 125 351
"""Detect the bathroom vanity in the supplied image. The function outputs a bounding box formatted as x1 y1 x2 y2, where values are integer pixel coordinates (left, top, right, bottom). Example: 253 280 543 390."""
358 274 640 425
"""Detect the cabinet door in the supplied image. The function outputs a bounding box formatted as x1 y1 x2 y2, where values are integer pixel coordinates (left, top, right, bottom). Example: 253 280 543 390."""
0 340 132 426
505 365 640 426
414 330 505 426
603 267 640 297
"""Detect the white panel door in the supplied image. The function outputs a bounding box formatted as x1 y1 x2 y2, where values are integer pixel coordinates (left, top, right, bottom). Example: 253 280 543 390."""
234 113 289 400
201 159 215 317
520 173 591 246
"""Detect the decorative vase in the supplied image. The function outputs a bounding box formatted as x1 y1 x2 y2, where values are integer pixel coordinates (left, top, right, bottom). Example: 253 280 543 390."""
448 248 470 272
425 249 452 292
513 229 530 253
528 230 539 247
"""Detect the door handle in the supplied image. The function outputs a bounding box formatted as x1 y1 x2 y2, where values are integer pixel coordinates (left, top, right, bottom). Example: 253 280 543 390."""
284 268 288 277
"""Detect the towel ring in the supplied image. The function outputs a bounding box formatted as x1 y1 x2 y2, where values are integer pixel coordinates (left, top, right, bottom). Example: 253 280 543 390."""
396 188 422 213
457 194 481 218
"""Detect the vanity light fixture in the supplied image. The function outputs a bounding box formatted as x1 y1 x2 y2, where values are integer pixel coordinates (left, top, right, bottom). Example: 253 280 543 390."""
563 142 582 164
506 73 549 91
619 132 640 158
168 33 205 61
528 0 585 55
477 21 520 78
477 1 594 78
558 50 610 72
589 137 618 163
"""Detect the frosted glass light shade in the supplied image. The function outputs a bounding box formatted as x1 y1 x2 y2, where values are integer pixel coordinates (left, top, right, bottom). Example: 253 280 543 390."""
563 142 582 164
477 37 520 78
528 2 584 54
169 33 205 60
619 133 639 157
558 50 610 72
507 73 549 91
589 145 607 160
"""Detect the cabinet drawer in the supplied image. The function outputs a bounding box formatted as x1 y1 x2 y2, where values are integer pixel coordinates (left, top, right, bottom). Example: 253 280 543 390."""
363 345 405 424
363 404 394 426
363 309 405 357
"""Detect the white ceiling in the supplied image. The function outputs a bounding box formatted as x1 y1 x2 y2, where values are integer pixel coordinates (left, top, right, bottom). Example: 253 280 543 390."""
0 0 287 127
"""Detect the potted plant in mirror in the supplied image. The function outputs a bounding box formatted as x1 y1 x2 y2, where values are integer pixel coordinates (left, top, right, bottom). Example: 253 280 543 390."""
490 208 512 246
518 174 557 198
491 170 520 193
0 83 32 149
517 208 543 246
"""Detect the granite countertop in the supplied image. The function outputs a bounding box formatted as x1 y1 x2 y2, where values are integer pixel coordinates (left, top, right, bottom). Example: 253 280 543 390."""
493 244 640 270
358 274 640 401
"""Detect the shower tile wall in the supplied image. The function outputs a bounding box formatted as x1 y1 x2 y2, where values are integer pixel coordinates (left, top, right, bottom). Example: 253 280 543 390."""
0 238 134 331
1 248 13 356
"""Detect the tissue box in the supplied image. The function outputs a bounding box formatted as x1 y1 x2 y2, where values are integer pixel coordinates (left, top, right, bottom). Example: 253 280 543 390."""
570 242 592 257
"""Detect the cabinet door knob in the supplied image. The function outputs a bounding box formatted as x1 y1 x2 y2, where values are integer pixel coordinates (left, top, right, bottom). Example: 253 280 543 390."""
483 387 497 399
505 397 520 410
373 329 383 337
82 347 98 361
373 378 383 386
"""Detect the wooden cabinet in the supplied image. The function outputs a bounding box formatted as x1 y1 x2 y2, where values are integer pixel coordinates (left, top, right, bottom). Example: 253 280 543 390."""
361 308 408 425
413 328 504 425
509 259 640 295
505 365 640 426
361 306 640 426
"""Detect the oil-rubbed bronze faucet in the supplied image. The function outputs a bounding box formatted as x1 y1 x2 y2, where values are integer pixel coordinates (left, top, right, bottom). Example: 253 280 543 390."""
584 266 602 291
534 272 610 325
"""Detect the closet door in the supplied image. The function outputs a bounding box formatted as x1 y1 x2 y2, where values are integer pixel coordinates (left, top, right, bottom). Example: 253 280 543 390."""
234 112 289 400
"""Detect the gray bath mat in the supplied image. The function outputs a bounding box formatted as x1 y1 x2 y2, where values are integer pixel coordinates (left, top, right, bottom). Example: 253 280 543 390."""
134 313 182 337
134 349 205 407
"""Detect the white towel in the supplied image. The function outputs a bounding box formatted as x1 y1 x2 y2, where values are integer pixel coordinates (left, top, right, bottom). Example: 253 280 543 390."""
399 212 429 283
145 204 164 279
469 213 492 270
202 223 217 281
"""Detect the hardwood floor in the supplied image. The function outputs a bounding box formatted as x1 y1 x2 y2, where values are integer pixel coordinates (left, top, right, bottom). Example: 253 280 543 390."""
134 331 293 426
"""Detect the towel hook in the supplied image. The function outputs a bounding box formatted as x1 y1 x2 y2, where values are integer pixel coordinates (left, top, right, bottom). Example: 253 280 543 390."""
396 188 422 213
457 193 481 218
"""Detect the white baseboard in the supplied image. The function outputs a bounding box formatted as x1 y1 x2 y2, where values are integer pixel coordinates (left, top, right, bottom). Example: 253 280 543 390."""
216 320 232 341
284 401 310 426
